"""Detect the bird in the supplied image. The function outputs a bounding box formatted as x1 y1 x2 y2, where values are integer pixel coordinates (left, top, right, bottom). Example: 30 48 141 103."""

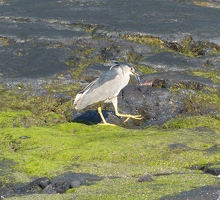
73 61 142 125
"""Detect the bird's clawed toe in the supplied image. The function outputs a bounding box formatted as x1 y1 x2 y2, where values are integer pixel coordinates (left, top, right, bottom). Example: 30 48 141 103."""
123 115 142 123
115 112 143 123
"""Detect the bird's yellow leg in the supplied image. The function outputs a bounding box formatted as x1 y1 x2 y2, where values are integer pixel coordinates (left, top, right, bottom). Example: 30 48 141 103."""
111 97 142 123
97 106 116 126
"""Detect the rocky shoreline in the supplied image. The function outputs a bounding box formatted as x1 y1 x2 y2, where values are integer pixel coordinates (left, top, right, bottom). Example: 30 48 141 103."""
1 0 220 199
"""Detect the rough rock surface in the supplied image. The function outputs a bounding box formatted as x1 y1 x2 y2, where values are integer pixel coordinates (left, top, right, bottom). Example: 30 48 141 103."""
1 0 219 128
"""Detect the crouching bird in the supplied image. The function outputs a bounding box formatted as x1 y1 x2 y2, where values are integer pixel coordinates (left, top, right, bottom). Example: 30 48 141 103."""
73 62 142 125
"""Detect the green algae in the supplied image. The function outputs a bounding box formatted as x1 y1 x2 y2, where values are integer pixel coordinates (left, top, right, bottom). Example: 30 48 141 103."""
194 1 220 9
192 70 220 84
121 34 220 58
0 90 74 127
163 115 220 130
0 110 31 128
184 90 220 114
121 34 164 48
73 173 216 200
1 122 219 199
65 47 104 80
0 36 11 46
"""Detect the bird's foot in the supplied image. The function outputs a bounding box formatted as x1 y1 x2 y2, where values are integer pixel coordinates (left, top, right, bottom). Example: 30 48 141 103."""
123 115 143 123
98 122 116 126
115 113 142 123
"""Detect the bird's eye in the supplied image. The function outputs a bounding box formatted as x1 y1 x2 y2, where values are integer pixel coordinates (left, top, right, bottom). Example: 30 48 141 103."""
130 67 134 71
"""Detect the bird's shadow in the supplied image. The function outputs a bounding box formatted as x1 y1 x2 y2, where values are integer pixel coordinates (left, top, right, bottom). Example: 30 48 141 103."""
71 110 116 125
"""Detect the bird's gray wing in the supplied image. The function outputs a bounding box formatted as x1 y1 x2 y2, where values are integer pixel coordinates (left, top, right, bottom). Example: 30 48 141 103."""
74 66 121 110
76 74 121 110
86 66 119 95
78 78 99 94
73 78 99 105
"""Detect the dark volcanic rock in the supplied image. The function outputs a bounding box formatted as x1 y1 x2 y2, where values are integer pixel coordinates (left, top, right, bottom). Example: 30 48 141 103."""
51 171 103 185
139 52 205 72
205 168 220 176
0 0 220 44
1 0 220 80
121 85 185 126
0 45 71 79
141 71 220 92
0 172 103 198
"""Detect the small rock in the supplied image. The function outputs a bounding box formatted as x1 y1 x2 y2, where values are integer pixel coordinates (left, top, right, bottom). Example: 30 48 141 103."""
138 174 153 182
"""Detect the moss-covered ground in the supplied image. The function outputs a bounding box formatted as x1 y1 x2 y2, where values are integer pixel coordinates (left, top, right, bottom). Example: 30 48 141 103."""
1 106 220 199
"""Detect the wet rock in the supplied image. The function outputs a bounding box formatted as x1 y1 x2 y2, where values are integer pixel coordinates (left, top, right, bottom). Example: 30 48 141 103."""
139 52 205 72
0 45 72 79
0 71 76 90
0 0 220 44
122 85 185 126
200 54 220 71
141 71 219 91
1 0 220 81
138 174 154 182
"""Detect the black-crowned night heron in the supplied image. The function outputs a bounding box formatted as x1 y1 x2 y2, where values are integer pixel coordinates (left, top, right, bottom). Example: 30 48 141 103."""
73 62 142 125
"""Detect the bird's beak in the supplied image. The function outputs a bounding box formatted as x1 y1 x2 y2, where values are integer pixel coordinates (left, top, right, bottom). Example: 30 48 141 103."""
134 73 143 85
